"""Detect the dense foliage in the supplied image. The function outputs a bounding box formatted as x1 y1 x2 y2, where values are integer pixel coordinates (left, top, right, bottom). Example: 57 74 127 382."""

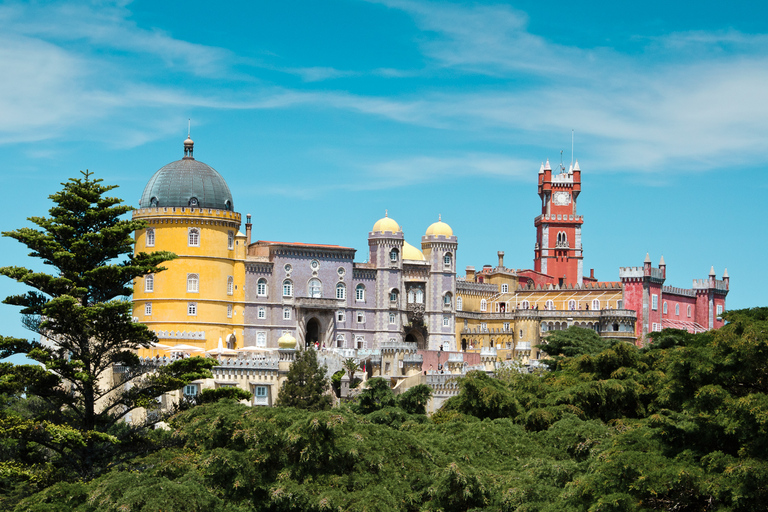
4 303 768 510
276 347 333 411
0 172 216 501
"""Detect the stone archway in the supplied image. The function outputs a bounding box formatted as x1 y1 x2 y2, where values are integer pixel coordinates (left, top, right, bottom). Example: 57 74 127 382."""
305 317 321 347
404 326 427 350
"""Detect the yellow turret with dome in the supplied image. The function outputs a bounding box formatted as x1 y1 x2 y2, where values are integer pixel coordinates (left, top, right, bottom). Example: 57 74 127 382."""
278 333 297 349
402 241 426 261
372 210 401 234
425 215 453 237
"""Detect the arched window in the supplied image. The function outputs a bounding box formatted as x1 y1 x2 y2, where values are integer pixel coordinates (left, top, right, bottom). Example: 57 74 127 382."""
389 289 399 304
355 284 365 301
545 299 554 310
444 252 452 267
309 278 322 298
663 301 668 314
521 300 530 309
456 296 463 311
568 299 576 310
390 248 399 262
188 228 200 247
592 299 600 310
480 299 487 312
336 282 346 300
187 274 199 293
146 228 155 247
227 276 234 295
144 274 154 292
443 292 452 307
687 305 692 318
227 231 234 250
675 304 679 316
415 288 424 304
283 279 293 297
257 278 267 296
408 288 415 303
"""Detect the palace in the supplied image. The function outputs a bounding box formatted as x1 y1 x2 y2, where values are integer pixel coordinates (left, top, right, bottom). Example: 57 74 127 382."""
130 137 729 407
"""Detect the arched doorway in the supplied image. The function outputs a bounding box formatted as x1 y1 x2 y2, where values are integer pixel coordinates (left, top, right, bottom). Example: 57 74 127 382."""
403 327 427 350
306 318 321 348
461 338 467 351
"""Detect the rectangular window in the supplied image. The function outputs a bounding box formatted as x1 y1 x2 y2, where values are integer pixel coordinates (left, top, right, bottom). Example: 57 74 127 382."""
187 302 197 316
183 384 198 397
227 304 233 318
501 284 508 293
503 322 510 330
651 294 658 311
443 315 450 327
717 304 723 318
145 302 152 316
188 228 200 247
146 228 155 247
617 300 623 309
389 312 396 324
337 311 345 322
481 322 487 331
256 332 266 347
258 307 266 319
357 312 365 323
145 274 154 292
187 274 199 293
253 385 268 405
283 307 291 320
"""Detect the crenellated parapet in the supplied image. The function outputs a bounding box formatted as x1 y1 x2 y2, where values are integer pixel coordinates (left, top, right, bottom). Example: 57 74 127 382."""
133 206 241 229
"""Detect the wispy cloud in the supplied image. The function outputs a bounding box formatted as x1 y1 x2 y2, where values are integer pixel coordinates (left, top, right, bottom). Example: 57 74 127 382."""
1 0 767 183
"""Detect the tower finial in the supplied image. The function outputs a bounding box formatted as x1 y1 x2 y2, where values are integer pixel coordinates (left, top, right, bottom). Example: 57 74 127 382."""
183 122 194 159
438 214 441 221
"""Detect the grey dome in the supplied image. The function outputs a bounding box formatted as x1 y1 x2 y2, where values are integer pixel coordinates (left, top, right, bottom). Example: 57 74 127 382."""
139 143 234 210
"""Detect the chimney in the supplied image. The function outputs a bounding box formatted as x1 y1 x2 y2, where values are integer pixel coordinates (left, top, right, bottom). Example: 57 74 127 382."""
590 268 595 279
465 266 476 282
497 251 505 268
245 213 252 246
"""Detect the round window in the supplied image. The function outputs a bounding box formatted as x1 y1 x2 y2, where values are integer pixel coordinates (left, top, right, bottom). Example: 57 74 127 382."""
310 260 319 270
284 264 292 273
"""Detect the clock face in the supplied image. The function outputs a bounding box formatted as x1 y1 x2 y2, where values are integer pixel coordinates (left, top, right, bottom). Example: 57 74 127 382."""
553 191 571 206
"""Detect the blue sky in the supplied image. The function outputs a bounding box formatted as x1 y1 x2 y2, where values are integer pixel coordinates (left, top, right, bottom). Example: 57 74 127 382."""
1 0 766 360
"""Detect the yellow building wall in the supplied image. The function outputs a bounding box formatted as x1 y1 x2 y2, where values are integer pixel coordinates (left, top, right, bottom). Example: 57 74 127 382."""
132 207 245 354
456 283 624 362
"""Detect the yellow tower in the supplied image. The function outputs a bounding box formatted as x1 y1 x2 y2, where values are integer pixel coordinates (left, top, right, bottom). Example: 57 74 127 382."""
132 136 246 353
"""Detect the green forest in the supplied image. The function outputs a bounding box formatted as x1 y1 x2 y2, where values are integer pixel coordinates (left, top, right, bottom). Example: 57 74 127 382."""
1 174 766 511
2 308 767 511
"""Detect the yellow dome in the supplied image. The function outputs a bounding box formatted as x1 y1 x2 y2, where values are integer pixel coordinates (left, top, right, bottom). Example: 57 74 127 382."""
402 241 425 261
425 215 453 237
372 211 401 234
278 333 296 349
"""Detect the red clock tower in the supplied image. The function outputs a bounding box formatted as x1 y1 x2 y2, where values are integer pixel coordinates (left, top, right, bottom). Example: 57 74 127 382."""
533 159 584 286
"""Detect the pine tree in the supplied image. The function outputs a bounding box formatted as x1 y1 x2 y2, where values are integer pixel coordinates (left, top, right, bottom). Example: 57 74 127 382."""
0 171 216 484
276 348 332 411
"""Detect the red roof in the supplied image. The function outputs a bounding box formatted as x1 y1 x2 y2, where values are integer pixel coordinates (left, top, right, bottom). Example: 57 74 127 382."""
255 240 355 250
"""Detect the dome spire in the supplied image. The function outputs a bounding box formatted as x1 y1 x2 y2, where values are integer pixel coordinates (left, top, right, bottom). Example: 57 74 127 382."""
183 120 194 159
